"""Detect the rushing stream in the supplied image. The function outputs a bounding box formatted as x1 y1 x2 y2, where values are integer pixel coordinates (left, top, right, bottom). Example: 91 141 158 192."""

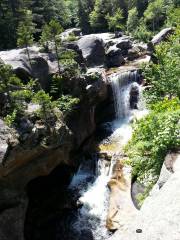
64 70 147 240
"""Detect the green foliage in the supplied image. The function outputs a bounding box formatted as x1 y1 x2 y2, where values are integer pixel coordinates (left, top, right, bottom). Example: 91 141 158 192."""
32 90 52 108
106 8 124 31
59 50 77 66
17 10 36 65
66 33 79 42
56 95 80 114
32 90 54 120
4 110 17 127
0 64 22 93
50 74 63 99
144 0 166 31
17 10 36 48
89 0 112 32
132 19 152 42
40 19 63 73
125 98 180 186
125 26 180 201
127 7 139 33
0 0 31 49
166 7 180 27
143 29 180 103
78 0 94 33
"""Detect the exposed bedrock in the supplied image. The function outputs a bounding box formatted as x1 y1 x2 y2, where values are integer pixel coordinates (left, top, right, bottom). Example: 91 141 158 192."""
0 69 109 240
109 152 180 240
0 28 175 240
106 160 138 231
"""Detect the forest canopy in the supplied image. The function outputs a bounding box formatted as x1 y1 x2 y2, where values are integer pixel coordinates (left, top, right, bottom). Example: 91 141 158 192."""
0 0 179 49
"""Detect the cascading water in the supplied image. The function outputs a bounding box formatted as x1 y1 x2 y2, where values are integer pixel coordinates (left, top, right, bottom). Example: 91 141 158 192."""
110 70 138 119
64 70 147 240
68 156 114 240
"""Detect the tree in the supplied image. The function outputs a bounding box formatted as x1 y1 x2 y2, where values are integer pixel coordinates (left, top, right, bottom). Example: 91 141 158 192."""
0 63 22 102
40 20 63 75
30 0 69 34
17 10 36 66
144 0 166 31
32 90 53 125
106 8 124 32
143 29 180 103
90 0 112 32
77 0 94 33
127 7 139 33
0 0 31 49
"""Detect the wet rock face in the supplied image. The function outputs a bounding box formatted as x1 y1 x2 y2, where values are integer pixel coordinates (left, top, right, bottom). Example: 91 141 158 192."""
24 164 74 240
129 84 139 109
107 161 137 231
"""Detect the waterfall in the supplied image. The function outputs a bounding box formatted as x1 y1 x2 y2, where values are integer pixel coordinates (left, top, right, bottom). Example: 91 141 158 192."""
69 156 113 240
61 69 148 240
110 70 138 119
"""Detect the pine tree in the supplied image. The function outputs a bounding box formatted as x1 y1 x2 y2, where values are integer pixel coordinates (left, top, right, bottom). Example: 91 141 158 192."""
144 0 166 31
77 0 94 33
127 7 139 32
40 20 63 75
90 0 112 32
106 8 124 32
17 10 36 66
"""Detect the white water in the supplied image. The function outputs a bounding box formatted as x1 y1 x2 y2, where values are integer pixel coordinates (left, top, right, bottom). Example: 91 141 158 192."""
68 70 147 240
110 71 138 119
72 159 114 240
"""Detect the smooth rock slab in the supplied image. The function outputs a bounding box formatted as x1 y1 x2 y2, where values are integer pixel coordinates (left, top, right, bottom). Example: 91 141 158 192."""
109 153 180 240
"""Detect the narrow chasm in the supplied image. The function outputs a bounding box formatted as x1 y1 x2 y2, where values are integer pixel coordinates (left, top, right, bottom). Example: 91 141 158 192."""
24 70 146 240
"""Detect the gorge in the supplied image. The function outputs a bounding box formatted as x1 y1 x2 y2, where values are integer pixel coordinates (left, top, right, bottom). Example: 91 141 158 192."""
0 23 179 240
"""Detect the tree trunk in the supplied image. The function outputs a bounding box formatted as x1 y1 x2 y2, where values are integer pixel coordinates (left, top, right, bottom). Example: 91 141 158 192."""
26 45 32 68
54 39 61 75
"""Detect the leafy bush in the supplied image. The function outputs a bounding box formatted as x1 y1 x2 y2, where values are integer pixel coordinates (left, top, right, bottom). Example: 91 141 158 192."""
143 28 180 104
66 33 79 42
132 20 152 42
32 90 54 120
4 110 17 127
106 8 124 32
125 98 180 186
56 95 80 114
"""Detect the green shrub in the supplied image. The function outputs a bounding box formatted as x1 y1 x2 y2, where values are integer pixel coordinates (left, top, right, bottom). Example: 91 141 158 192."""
4 110 17 127
125 98 180 186
143 28 180 104
55 95 80 114
66 33 79 42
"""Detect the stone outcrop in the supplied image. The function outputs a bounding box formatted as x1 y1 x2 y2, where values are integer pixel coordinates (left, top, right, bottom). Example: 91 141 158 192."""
107 161 137 231
109 152 180 240
76 33 148 68
77 35 105 67
61 28 82 41
105 46 125 68
148 27 174 52
0 69 108 240
151 27 173 46
0 46 59 90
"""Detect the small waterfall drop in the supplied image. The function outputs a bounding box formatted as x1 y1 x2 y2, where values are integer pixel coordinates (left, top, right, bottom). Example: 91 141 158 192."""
110 71 138 119
69 156 114 240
